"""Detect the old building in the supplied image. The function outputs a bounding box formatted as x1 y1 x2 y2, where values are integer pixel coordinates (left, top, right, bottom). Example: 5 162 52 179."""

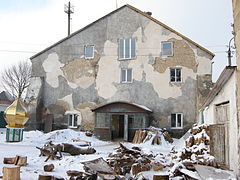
200 66 238 173
26 4 214 140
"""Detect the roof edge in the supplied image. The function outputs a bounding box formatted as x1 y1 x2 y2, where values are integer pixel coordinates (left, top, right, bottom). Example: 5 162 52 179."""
125 4 215 57
31 4 215 60
92 101 152 113
201 66 236 109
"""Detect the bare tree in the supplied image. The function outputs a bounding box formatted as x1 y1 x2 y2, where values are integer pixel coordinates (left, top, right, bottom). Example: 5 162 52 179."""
1 60 32 98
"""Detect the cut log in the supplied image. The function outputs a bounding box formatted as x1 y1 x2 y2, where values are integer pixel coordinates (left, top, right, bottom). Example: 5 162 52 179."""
62 143 96 155
38 175 53 180
3 157 15 164
44 164 54 172
3 166 20 180
66 170 83 177
132 129 140 144
16 156 27 166
153 175 169 180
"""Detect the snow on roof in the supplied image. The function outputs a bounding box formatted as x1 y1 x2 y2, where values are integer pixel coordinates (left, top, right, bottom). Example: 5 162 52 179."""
92 101 152 113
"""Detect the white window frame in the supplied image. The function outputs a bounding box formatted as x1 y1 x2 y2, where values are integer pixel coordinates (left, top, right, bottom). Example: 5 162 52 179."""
68 114 78 128
119 38 136 60
170 68 182 83
121 68 133 83
171 113 183 129
84 45 94 59
161 41 173 57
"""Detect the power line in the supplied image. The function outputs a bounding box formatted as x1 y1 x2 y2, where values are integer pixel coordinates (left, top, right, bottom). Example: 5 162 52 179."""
0 50 36 53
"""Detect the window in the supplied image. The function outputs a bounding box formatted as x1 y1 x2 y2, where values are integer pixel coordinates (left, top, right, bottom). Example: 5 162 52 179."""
68 114 78 128
85 45 94 59
170 68 181 82
121 68 132 83
161 42 173 57
119 38 136 59
171 113 183 129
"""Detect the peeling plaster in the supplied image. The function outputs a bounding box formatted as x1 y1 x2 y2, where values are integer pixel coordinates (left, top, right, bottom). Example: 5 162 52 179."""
96 40 119 99
62 53 100 89
58 94 74 110
42 53 64 88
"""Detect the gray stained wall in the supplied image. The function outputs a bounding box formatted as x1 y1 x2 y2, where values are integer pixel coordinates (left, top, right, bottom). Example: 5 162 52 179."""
28 5 213 137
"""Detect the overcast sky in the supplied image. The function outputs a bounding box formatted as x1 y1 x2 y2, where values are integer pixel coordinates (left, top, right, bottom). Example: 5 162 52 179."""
0 0 234 89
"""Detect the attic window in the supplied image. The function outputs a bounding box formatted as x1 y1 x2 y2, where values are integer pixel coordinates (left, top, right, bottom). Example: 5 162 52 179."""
119 38 136 60
85 45 94 59
161 42 173 57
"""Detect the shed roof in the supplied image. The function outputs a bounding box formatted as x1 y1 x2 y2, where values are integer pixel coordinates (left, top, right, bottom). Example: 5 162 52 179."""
201 66 236 108
92 101 152 113
31 4 215 59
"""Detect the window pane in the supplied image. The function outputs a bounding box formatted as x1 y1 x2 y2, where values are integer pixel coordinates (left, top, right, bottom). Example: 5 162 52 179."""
162 42 172 56
85 45 94 58
176 69 181 82
74 115 78 127
171 114 176 127
131 39 136 58
125 39 130 59
127 69 132 82
170 69 176 82
119 39 124 59
69 115 73 126
121 69 126 82
177 114 182 127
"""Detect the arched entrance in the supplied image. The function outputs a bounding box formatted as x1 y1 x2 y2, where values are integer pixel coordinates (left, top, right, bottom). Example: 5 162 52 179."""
92 101 152 141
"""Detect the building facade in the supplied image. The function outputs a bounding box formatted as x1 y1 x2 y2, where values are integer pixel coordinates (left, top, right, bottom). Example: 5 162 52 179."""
200 66 238 173
26 5 214 140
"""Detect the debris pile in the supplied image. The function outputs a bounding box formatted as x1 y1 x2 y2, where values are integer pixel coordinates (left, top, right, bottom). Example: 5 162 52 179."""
132 127 173 145
107 143 154 178
180 124 217 167
36 141 96 162
168 124 219 179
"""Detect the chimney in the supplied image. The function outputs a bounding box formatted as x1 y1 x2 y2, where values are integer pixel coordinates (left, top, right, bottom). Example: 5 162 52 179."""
145 11 152 16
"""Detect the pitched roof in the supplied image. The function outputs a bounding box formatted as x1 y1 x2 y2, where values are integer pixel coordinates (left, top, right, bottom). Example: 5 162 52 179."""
92 101 152 113
31 4 215 59
201 66 236 108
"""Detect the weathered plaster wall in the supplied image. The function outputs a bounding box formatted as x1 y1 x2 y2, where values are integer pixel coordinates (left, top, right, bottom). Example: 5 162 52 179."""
203 71 238 174
24 77 44 130
232 0 240 176
29 6 213 136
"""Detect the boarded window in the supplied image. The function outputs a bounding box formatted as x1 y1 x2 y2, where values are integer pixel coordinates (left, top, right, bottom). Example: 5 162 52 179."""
119 38 136 59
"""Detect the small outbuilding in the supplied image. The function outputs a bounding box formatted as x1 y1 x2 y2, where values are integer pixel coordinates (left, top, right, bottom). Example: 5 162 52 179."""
92 101 152 141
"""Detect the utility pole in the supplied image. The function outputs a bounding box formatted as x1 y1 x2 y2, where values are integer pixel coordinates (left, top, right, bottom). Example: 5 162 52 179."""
227 37 234 66
64 1 74 36
116 0 118 9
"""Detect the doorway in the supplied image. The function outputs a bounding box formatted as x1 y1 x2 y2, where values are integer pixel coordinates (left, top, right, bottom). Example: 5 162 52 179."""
111 114 125 139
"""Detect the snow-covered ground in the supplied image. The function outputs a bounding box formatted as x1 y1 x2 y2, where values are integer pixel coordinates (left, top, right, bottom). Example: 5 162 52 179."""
0 128 237 180
0 128 176 179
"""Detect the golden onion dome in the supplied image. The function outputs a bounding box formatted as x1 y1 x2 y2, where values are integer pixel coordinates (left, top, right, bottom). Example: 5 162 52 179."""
4 97 29 128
